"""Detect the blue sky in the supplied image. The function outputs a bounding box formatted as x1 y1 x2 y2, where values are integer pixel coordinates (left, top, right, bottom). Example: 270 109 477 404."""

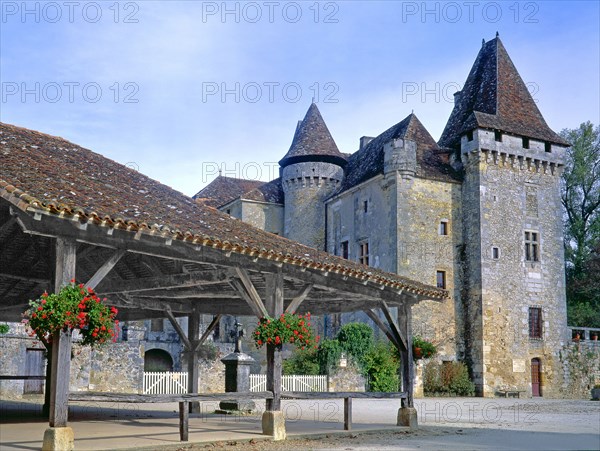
1 1 599 196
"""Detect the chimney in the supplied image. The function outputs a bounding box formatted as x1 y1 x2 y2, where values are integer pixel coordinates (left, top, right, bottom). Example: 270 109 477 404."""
453 91 462 104
359 136 374 150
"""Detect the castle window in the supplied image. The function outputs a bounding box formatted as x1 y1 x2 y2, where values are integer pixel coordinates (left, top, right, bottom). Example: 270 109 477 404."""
492 247 500 259
545 142 552 153
494 130 502 142
525 231 540 262
522 137 530 149
363 200 368 213
340 241 349 259
529 307 542 339
439 220 449 236
436 270 446 289
359 242 369 266
226 209 231 215
466 130 473 142
150 319 164 332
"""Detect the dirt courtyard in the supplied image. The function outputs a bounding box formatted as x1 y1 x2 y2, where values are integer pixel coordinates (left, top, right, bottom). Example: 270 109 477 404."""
0 397 598 450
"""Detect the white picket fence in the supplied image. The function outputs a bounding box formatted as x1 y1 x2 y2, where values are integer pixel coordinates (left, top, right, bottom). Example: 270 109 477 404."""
249 374 328 392
143 372 188 394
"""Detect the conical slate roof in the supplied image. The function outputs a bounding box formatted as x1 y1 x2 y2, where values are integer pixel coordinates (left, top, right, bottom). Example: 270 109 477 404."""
279 103 346 168
439 37 569 148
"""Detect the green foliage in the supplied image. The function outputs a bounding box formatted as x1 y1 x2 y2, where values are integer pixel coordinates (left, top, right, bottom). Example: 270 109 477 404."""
424 361 475 396
196 342 218 361
412 336 437 360
317 339 343 375
363 341 399 392
283 348 320 375
560 122 600 327
0 324 9 334
337 323 374 369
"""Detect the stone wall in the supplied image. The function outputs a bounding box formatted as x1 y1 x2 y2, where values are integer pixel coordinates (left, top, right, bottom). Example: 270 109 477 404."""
328 363 365 392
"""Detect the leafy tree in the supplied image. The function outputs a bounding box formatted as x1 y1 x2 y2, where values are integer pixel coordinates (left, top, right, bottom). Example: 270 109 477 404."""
283 348 320 375
337 322 374 370
560 122 600 327
363 341 399 392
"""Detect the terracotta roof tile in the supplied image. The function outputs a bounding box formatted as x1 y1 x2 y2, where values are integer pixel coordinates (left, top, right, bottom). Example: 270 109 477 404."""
193 176 264 208
0 121 446 299
439 37 569 148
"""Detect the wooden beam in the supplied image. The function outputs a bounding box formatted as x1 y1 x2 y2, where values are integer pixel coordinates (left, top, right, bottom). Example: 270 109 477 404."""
195 314 222 352
98 269 230 294
187 309 201 413
234 267 269 318
399 303 414 408
0 272 49 286
179 402 189 441
344 397 352 431
85 249 126 289
111 296 193 314
0 215 17 237
364 309 401 350
265 270 283 412
285 284 313 314
381 301 407 351
165 307 192 350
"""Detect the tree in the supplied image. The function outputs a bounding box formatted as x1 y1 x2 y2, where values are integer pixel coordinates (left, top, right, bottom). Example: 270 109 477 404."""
560 122 600 327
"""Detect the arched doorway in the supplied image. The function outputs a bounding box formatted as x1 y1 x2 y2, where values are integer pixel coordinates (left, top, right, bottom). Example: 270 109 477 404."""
531 358 542 397
144 349 173 372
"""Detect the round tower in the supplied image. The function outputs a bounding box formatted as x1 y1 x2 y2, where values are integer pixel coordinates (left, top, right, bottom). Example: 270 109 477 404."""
279 103 346 250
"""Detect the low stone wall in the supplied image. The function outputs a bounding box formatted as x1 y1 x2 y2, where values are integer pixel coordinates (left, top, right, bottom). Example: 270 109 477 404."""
328 363 365 392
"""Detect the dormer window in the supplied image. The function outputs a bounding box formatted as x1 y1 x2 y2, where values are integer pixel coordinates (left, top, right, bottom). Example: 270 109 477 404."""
466 130 473 142
522 137 530 149
494 130 502 142
545 142 552 153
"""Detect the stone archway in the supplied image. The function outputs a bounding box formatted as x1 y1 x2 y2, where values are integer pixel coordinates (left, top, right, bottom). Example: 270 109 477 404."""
144 349 174 372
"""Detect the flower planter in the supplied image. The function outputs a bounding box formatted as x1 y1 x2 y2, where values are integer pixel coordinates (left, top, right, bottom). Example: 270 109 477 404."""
413 347 423 359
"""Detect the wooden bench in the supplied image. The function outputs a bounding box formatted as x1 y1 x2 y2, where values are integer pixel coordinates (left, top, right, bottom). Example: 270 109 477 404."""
496 390 526 398
68 391 407 440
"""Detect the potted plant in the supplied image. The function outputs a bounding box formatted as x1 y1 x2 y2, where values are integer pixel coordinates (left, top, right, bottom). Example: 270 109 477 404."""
253 312 319 351
23 280 119 347
413 336 437 361
592 384 600 401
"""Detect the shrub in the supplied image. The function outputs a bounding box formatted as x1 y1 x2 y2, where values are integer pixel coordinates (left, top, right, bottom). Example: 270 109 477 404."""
317 339 343 375
283 348 320 375
364 341 399 392
0 324 9 334
424 361 475 396
337 323 374 369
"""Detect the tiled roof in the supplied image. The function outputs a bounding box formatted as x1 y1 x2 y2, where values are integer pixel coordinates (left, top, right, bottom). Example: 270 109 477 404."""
341 113 461 191
241 178 284 204
193 176 265 208
439 37 569 148
0 122 446 299
279 103 346 168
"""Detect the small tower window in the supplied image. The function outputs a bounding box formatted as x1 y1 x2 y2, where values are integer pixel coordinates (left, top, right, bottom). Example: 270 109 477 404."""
492 247 500 259
439 220 449 236
494 130 502 142
522 137 530 149
466 130 474 142
436 271 446 289
363 200 368 213
226 209 231 215
359 242 369 266
545 142 552 153
525 231 540 262
528 307 542 339
340 241 349 259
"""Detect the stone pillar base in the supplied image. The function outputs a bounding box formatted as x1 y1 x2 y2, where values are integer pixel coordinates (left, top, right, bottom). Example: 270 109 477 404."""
262 410 286 440
397 407 418 429
42 427 74 451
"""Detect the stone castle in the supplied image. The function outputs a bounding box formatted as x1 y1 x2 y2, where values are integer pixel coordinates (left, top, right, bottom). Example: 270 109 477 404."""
194 36 570 397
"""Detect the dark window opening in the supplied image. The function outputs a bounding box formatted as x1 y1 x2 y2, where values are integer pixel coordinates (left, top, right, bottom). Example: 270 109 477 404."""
340 241 349 259
363 200 368 213
226 209 231 215
545 142 552 153
529 307 542 339
466 130 474 142
525 231 540 262
492 247 500 259
494 130 502 142
522 137 530 149
150 318 164 332
359 242 369 266
439 221 448 236
436 270 446 289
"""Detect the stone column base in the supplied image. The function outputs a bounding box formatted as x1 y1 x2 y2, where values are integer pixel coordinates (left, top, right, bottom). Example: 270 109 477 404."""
262 410 286 440
42 427 74 451
397 407 418 429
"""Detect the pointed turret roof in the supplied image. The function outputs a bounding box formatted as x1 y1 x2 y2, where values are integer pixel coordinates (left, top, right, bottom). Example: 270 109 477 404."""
279 103 346 168
341 113 460 191
439 37 569 148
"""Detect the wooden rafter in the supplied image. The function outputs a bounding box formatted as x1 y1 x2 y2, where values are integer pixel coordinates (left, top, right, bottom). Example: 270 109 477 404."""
363 309 401 350
86 249 126 289
285 284 313 314
98 269 230 294
380 301 407 351
165 307 193 350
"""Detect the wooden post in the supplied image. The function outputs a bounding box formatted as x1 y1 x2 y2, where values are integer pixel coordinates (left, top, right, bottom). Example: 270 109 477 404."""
179 401 189 441
48 238 76 428
344 397 352 431
399 303 414 408
265 271 283 411
187 310 200 413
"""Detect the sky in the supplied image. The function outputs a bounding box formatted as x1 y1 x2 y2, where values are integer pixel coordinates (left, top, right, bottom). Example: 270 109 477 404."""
1 1 599 196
